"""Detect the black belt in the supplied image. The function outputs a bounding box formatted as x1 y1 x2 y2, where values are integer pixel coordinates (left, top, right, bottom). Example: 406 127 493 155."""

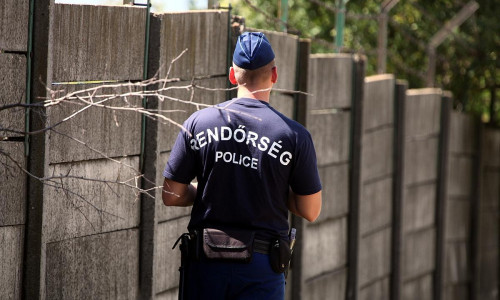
253 239 271 255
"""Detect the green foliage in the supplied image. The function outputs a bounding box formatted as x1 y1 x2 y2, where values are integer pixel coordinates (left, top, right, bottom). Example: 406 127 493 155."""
228 0 500 124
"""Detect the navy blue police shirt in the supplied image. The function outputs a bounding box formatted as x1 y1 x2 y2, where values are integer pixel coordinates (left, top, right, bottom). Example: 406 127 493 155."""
163 98 322 240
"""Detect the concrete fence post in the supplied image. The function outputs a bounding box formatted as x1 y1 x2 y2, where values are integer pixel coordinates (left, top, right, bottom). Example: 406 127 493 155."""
470 118 483 300
475 126 500 299
434 92 452 300
23 0 52 298
346 55 366 300
139 13 162 300
391 80 408 300
290 38 311 300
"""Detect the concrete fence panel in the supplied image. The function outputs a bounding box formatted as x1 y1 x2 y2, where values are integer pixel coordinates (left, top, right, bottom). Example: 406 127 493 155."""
399 88 443 300
270 93 295 119
153 11 229 153
361 127 394 182
447 154 474 198
302 270 346 300
403 137 439 185
1 146 26 300
402 184 436 232
0 0 29 51
358 228 392 294
0 142 26 226
402 228 436 280
0 51 27 300
307 55 352 165
356 74 395 300
263 31 298 92
154 217 190 296
0 226 24 300
156 289 178 300
404 88 442 138
362 74 395 131
444 193 471 240
302 218 347 281
449 111 477 154
37 7 150 297
401 271 433 300
442 112 479 300
50 4 146 82
482 127 500 166
307 54 353 109
43 156 141 242
265 31 298 119
443 243 469 300
302 54 354 299
47 84 143 163
158 11 229 81
308 111 350 166
45 229 139 299
317 164 349 222
0 53 26 138
359 177 393 234
476 127 500 300
358 277 390 300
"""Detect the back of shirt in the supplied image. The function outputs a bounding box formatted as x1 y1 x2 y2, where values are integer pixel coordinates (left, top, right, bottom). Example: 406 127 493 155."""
163 98 321 239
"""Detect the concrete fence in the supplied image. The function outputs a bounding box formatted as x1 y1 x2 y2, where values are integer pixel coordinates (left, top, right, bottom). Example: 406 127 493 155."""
0 2 499 300
357 74 396 300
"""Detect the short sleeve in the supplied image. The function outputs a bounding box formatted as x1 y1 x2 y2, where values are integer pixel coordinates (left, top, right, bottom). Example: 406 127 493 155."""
289 131 322 195
163 125 197 184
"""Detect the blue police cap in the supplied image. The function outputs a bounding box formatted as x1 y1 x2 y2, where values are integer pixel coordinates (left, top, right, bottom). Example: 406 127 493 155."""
233 32 275 70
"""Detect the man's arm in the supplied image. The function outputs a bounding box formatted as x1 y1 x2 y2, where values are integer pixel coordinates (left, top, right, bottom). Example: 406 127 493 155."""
287 189 322 222
162 178 197 207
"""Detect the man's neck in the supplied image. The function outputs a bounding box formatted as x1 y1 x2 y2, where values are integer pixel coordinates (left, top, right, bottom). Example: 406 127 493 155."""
237 85 271 102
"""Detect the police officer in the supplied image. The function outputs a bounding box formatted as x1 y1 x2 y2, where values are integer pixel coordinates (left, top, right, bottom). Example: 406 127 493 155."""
162 32 322 300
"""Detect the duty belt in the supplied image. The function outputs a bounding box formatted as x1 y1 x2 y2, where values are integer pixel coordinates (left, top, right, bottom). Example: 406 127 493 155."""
253 239 271 255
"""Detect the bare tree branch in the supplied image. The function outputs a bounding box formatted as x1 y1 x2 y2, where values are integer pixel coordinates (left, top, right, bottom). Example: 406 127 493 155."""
1 47 313 232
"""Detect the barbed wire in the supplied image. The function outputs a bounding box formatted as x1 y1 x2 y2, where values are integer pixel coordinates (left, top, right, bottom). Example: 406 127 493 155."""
308 0 378 20
241 0 301 35
236 0 379 55
387 48 427 81
387 18 452 64
409 1 471 49
236 0 482 92
237 0 426 72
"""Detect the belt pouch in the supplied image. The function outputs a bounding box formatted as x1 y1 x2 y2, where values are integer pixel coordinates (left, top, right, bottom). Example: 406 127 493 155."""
202 228 254 263
269 238 291 273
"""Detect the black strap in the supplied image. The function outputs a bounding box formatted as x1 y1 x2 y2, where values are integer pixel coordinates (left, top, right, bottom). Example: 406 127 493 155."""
253 239 271 254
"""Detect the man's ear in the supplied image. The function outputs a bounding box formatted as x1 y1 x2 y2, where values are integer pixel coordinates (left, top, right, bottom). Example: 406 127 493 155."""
229 67 238 85
271 66 278 84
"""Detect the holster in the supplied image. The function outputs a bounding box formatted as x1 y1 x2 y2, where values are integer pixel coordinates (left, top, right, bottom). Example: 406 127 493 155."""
269 238 292 274
172 231 200 300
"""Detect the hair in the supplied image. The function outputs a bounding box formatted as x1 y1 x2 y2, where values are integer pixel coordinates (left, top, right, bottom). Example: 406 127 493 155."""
233 60 275 87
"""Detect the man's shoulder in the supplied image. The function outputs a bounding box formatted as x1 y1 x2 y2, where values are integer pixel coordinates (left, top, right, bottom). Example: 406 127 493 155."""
186 98 261 125
186 104 224 122
268 107 310 136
